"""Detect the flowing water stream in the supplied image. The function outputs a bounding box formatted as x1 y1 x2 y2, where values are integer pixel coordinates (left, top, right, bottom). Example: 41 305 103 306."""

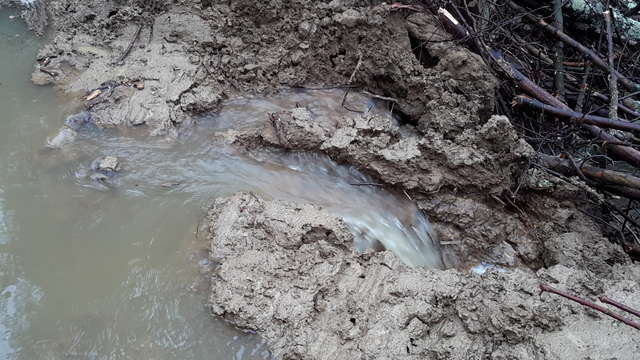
0 10 440 359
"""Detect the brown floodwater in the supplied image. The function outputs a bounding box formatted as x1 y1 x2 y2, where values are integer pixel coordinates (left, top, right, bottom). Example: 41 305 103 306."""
0 9 440 360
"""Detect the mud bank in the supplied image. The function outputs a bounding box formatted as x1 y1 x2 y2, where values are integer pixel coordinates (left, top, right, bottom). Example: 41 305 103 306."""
207 192 640 359
14 0 640 358
24 1 494 135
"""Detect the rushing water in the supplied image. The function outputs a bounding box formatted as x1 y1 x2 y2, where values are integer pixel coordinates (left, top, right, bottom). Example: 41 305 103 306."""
0 9 440 360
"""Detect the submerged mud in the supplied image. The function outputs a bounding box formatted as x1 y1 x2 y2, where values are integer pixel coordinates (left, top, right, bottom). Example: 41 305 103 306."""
8 0 640 358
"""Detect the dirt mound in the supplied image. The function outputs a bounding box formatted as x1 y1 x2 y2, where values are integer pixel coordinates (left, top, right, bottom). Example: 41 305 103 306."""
233 95 602 269
28 1 494 136
207 192 640 360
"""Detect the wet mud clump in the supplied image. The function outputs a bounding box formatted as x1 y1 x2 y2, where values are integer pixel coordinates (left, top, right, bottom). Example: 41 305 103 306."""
207 193 640 359
10 0 640 358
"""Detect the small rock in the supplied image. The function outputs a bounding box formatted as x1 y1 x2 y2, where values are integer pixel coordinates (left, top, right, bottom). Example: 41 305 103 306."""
298 21 316 35
165 32 180 43
98 156 120 172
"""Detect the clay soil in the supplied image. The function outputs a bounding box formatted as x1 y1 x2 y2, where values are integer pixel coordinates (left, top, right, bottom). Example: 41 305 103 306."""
4 0 640 358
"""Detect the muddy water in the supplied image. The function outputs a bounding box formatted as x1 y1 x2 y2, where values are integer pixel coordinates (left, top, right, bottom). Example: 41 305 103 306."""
0 11 268 359
0 9 440 360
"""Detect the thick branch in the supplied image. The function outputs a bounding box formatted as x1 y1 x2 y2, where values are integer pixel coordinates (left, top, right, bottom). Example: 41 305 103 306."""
538 153 640 191
513 96 640 132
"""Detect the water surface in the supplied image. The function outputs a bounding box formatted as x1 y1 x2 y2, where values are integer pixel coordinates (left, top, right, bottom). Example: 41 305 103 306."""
0 10 268 359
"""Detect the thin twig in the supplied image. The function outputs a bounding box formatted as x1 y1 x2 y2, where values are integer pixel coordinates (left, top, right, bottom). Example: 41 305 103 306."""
553 0 565 100
115 23 143 64
604 7 619 121
341 54 363 111
575 64 591 113
349 182 383 187
540 284 640 330
361 91 398 103
513 96 640 132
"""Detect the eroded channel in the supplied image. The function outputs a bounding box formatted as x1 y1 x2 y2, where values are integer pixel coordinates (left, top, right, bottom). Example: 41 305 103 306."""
0 9 440 359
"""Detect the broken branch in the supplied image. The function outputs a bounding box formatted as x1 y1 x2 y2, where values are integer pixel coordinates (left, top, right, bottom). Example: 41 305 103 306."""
599 296 640 318
540 284 640 330
513 96 640 133
538 153 640 192
115 23 143 64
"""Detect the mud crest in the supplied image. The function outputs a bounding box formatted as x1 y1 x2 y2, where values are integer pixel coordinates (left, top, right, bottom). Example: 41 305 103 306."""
13 0 640 358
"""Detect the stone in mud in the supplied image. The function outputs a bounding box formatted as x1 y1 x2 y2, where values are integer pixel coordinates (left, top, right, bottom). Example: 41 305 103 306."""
269 107 328 149
91 155 120 174
207 192 640 360
98 156 119 172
